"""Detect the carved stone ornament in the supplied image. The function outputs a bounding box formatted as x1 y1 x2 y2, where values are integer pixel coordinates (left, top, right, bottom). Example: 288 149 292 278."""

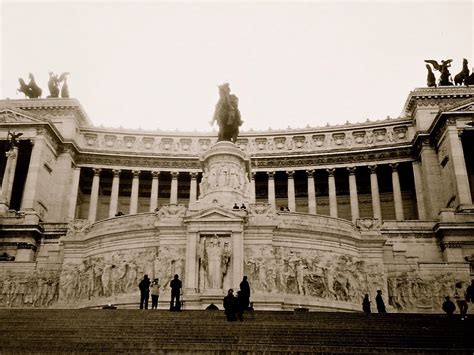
66 219 91 238
355 218 381 231
156 204 187 219
248 203 277 221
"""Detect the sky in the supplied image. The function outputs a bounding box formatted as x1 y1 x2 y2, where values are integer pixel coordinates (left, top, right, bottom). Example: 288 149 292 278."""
1 1 473 133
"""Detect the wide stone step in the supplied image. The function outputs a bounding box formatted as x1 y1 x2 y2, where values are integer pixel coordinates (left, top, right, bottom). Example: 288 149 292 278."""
0 309 472 354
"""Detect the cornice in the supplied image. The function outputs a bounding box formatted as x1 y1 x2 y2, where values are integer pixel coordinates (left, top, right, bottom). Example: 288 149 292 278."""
402 86 474 116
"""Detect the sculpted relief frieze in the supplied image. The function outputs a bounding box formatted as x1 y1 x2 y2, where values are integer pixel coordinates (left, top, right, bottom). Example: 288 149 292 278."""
244 246 384 303
200 162 249 196
59 246 185 304
0 269 60 308
387 271 460 311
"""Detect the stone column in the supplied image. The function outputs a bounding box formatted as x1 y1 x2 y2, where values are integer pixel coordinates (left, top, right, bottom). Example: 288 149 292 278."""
150 171 160 212
307 169 316 214
369 165 382 220
0 146 19 211
88 168 101 223
109 169 121 218
67 167 81 220
189 172 198 204
232 231 244 288
21 134 46 211
347 167 359 222
267 171 276 209
411 161 427 220
170 171 179 204
287 171 296 212
447 126 472 205
327 168 338 218
184 232 198 293
390 163 404 220
130 170 140 215
250 172 256 204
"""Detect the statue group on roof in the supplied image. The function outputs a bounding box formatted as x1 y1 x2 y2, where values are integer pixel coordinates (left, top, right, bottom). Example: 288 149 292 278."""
17 72 70 99
425 58 474 87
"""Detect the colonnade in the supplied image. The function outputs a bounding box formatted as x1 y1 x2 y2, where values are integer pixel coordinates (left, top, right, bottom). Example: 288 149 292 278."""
68 169 200 222
68 161 431 223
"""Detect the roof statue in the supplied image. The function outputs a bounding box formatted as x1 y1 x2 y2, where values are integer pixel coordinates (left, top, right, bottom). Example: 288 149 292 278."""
47 72 69 98
17 73 42 98
425 64 436 87
454 58 470 86
424 58 474 87
424 59 453 86
210 83 243 143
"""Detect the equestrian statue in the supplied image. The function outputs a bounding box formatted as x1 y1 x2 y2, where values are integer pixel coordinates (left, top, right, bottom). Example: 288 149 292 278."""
17 73 42 98
211 83 243 143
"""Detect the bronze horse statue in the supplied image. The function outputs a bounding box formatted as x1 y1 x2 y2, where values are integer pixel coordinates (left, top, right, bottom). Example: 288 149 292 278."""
454 58 470 86
17 73 42 98
211 83 243 143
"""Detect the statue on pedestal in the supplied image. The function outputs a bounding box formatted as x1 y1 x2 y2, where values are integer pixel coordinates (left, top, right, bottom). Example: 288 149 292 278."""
211 83 243 143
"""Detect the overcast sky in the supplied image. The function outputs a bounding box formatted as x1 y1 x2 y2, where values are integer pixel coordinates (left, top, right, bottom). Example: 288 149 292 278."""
1 1 472 132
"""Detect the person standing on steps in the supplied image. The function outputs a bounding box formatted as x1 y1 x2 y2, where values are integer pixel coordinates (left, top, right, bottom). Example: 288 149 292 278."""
150 278 160 310
375 290 386 313
239 276 251 310
362 294 371 314
454 281 468 320
442 296 456 316
169 274 182 311
138 274 151 309
223 289 238 321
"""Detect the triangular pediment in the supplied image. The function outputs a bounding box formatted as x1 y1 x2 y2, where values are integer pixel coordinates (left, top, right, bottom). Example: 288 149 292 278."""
185 207 245 222
445 98 474 113
0 108 46 124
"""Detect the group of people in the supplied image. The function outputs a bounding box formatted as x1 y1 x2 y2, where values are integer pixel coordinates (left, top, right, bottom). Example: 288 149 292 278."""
442 280 474 320
362 290 387 314
223 276 251 321
138 274 182 311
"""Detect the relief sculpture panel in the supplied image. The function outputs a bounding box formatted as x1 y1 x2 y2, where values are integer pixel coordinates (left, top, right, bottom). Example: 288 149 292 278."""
57 246 185 305
244 246 385 304
0 269 60 308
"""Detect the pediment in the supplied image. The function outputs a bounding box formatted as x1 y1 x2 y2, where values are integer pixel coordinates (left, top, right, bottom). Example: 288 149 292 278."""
446 99 474 113
0 108 46 124
185 207 245 222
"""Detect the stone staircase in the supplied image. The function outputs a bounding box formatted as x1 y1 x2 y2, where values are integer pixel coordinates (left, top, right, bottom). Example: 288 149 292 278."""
0 309 473 354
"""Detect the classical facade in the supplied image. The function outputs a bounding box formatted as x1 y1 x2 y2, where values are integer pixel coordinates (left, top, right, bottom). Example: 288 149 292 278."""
0 86 473 312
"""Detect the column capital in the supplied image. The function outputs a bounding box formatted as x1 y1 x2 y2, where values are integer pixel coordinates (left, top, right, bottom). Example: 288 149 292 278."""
267 171 275 179
306 169 315 176
286 170 295 178
92 168 102 176
171 171 179 179
347 166 357 175
326 168 335 177
368 165 378 174
112 169 121 177
151 171 160 178
389 163 399 172
190 172 198 179
132 170 141 178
